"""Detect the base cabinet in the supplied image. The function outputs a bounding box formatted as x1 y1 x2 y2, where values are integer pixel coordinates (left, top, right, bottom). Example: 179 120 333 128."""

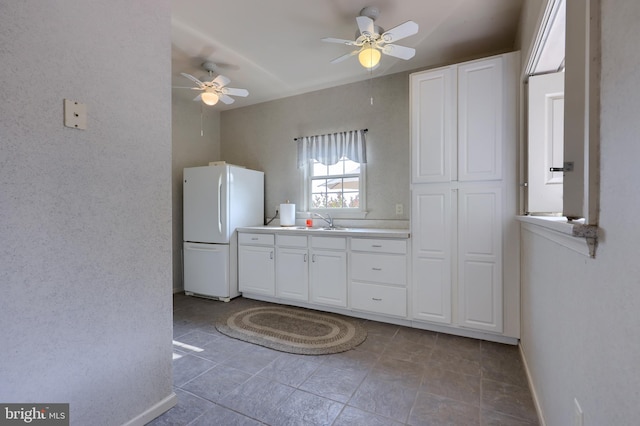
309 250 347 307
276 247 309 301
350 238 408 318
238 244 275 296
275 235 309 301
351 281 407 317
309 236 347 307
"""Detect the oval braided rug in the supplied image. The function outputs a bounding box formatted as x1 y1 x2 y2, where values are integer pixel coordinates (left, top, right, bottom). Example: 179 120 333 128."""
215 305 367 355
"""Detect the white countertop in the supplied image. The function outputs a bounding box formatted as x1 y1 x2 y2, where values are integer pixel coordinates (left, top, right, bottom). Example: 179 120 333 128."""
237 226 410 239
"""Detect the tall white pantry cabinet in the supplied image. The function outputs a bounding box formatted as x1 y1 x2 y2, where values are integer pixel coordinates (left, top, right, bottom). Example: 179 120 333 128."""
410 52 520 341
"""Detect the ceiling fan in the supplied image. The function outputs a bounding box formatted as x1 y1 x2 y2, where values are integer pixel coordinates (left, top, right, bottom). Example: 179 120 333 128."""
322 6 419 70
176 61 248 106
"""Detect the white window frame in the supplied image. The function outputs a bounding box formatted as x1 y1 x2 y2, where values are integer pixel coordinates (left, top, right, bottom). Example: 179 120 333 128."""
301 158 367 219
522 0 599 225
518 0 600 257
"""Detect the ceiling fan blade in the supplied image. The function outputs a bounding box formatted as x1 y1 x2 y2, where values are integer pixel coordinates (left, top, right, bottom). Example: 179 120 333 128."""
222 87 249 97
356 15 375 37
219 94 235 105
380 21 419 43
212 74 231 88
181 73 205 88
172 86 201 89
330 50 359 64
192 94 202 102
321 37 357 46
381 44 416 60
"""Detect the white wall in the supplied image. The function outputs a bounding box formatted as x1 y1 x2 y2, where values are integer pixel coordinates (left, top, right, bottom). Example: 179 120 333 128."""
0 2 174 425
220 72 411 226
519 0 640 424
171 96 221 291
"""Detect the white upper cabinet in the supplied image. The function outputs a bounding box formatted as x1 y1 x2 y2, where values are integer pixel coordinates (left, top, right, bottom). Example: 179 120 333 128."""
411 66 456 183
411 56 504 183
457 57 503 181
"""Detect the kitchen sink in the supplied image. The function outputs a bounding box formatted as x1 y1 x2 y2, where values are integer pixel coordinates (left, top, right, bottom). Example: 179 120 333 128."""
277 226 350 231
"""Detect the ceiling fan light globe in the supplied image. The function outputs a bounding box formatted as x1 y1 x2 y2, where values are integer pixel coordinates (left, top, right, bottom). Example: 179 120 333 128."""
358 46 381 69
201 91 219 106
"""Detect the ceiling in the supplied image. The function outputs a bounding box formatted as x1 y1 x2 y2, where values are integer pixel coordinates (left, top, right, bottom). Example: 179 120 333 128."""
172 0 524 111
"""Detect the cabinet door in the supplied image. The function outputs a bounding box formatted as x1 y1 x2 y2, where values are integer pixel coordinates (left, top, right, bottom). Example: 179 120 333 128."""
276 247 309 301
411 66 456 183
238 245 275 296
457 186 503 333
458 56 503 182
309 250 347 307
411 185 452 324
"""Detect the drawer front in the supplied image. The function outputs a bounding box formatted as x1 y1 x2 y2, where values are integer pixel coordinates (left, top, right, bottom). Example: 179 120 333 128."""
311 236 346 250
276 234 308 248
238 233 274 246
351 282 407 317
351 252 407 285
351 238 407 254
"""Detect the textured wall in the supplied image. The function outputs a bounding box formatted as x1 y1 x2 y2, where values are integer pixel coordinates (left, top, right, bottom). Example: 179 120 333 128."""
171 96 221 291
0 2 174 425
220 72 411 226
519 0 640 424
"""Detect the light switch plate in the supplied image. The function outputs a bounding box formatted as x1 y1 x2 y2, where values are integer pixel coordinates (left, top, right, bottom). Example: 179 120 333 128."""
64 99 87 130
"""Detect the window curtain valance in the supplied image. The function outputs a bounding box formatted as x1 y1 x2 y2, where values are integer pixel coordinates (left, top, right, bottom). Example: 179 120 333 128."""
296 129 367 168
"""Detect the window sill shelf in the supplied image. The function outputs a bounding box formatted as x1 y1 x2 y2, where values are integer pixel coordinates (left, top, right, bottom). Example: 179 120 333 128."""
517 215 598 257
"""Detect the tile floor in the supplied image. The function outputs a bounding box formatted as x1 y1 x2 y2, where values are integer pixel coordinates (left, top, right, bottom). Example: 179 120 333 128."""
148 294 539 425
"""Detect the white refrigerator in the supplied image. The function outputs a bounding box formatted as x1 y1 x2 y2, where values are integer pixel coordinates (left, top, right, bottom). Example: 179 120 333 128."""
183 164 264 300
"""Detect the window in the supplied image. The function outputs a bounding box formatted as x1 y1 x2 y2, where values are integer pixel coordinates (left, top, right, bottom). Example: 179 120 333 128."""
523 0 599 224
306 157 365 212
296 129 368 216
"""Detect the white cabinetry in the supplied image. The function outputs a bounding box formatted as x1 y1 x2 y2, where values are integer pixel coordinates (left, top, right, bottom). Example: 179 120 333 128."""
309 236 347 308
350 238 408 318
412 185 452 324
238 233 275 296
410 52 519 337
275 235 309 301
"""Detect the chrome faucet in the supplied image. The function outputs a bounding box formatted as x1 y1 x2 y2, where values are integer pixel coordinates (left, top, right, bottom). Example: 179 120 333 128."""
312 212 334 228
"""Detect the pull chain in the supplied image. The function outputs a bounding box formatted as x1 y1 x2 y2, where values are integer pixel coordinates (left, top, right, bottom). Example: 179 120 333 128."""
369 68 374 106
200 102 204 137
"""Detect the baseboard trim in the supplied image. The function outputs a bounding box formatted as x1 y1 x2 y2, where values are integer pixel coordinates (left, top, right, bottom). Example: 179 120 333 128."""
121 392 177 426
519 343 546 426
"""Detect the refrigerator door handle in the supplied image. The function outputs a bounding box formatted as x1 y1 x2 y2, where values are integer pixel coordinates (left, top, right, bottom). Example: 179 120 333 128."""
217 174 223 235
